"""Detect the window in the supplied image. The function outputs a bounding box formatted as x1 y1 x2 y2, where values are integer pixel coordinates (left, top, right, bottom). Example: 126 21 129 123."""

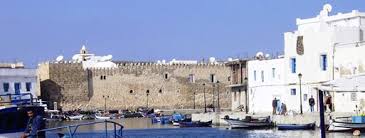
129 90 134 94
3 83 9 92
320 54 327 71
210 74 216 83
272 68 276 78
227 76 231 81
254 70 257 81
303 94 308 101
100 75 106 80
164 73 168 79
290 58 296 73
291 89 296 95
14 82 21 94
26 82 32 92
351 92 357 101
189 74 195 83
159 89 162 93
261 71 264 82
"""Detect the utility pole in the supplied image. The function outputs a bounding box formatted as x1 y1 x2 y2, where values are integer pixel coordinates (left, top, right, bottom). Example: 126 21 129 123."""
203 83 207 113
298 73 303 115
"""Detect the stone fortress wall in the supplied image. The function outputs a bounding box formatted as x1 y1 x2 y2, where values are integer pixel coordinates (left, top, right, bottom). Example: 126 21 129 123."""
38 61 231 111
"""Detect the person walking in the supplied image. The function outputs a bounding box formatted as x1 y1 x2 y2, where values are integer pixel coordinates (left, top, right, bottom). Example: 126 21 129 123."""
309 95 315 112
21 110 45 138
272 98 277 115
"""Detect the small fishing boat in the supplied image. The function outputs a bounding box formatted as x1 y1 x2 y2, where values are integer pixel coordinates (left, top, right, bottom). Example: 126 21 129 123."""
277 122 316 130
328 117 365 132
223 116 273 129
67 115 84 120
95 114 111 120
179 120 212 128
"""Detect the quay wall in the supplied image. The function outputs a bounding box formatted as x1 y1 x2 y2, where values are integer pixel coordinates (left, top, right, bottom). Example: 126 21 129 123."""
38 62 231 111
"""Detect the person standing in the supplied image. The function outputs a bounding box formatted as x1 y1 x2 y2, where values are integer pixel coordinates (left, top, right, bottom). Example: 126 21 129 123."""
272 98 277 115
308 95 315 112
277 99 282 115
21 110 45 138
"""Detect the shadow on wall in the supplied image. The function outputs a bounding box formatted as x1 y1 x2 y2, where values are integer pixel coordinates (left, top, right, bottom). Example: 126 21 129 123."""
40 79 62 110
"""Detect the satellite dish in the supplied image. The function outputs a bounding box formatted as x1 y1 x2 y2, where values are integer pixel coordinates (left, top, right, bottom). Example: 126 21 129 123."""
265 54 270 58
102 55 113 61
323 4 332 13
72 54 80 60
209 57 216 63
56 55 64 62
256 52 264 57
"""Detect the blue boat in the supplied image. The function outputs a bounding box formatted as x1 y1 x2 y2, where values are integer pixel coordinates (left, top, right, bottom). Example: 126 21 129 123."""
277 122 316 130
179 120 212 128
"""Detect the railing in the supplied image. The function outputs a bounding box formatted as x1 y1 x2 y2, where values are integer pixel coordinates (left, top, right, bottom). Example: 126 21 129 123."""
0 93 34 105
37 120 124 138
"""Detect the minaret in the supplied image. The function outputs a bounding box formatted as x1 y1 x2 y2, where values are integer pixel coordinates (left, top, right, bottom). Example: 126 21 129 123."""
80 45 88 61
80 45 88 54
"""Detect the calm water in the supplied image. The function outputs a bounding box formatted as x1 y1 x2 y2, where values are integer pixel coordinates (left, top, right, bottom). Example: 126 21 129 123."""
2 118 358 138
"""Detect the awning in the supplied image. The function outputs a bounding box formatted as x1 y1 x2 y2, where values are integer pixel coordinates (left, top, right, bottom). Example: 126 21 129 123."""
318 74 365 92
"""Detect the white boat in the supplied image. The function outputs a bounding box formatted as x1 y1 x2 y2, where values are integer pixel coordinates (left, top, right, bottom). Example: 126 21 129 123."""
172 121 180 126
68 115 84 120
95 114 111 120
328 117 365 132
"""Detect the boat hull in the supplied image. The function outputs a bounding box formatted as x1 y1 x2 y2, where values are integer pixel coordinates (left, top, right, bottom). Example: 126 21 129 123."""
277 123 315 130
224 119 273 129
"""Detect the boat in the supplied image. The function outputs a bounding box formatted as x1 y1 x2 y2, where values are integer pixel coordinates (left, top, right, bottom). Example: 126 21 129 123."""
95 114 111 120
67 114 84 120
223 116 274 129
179 120 212 128
45 110 66 121
328 117 365 132
277 122 316 130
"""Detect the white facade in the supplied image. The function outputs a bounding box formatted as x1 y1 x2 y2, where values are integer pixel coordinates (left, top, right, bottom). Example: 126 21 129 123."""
283 5 365 113
247 4 365 113
247 58 286 113
0 68 38 100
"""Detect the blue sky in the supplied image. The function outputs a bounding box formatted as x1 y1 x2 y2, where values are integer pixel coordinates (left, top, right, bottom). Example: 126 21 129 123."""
0 1 364 67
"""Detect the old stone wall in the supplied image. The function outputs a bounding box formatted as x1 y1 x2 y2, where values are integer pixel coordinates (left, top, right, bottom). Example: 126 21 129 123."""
39 62 231 111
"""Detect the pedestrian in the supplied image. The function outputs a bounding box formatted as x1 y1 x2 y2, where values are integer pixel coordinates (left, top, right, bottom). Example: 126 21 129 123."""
272 98 277 115
21 109 45 138
327 96 332 112
281 103 287 115
277 99 282 115
309 95 315 112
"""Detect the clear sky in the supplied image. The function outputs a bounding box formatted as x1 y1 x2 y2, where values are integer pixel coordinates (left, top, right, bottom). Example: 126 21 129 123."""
0 1 364 67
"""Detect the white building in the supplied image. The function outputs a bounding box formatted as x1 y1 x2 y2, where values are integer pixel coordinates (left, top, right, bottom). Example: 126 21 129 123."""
247 57 286 113
247 4 365 113
283 4 365 113
0 64 38 103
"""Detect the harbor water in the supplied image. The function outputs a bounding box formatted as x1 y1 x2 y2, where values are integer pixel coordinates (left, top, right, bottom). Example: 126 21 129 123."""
40 118 356 138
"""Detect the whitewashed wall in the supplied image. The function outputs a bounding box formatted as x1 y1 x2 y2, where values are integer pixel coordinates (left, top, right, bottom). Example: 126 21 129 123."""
0 69 37 99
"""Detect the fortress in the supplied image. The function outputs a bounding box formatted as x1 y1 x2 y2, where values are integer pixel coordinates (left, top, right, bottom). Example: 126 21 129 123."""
38 47 231 111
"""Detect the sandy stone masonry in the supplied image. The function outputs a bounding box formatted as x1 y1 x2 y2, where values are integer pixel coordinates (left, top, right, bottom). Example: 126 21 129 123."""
38 61 231 111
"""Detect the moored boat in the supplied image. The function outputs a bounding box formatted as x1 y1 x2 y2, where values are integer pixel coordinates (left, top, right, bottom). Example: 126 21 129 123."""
223 116 273 129
179 120 212 128
95 114 111 120
277 122 316 130
328 117 365 132
67 114 84 120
